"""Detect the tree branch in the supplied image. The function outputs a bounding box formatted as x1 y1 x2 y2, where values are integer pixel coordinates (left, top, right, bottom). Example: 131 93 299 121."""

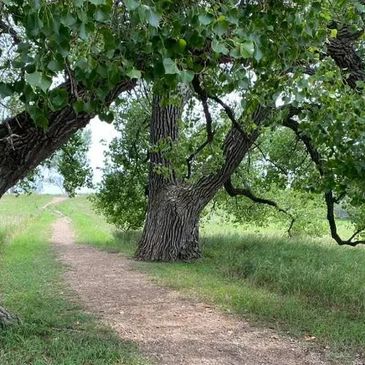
208 94 248 138
186 76 216 179
224 177 296 237
327 26 365 89
0 79 136 197
283 116 365 246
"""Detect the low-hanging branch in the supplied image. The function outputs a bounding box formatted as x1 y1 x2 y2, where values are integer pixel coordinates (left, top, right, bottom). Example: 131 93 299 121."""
224 177 296 237
283 116 365 246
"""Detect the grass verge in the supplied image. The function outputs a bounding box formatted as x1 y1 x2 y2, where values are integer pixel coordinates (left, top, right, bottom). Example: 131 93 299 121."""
59 196 365 363
0 197 147 365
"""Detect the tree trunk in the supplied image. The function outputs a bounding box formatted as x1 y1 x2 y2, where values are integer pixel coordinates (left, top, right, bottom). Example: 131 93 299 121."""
0 305 19 329
136 185 201 261
136 94 202 261
136 92 264 262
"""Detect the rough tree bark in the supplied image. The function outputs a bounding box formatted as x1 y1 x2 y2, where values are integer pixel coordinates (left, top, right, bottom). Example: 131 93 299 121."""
0 80 135 198
136 95 201 261
136 94 262 261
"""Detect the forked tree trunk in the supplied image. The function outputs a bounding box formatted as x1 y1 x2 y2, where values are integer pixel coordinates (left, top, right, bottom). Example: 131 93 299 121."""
136 91 262 261
135 94 202 261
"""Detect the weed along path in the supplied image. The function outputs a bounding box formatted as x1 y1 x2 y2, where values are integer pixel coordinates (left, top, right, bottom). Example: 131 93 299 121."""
51 213 329 365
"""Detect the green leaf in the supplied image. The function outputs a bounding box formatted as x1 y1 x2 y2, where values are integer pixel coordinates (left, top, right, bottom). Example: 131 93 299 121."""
213 21 228 37
147 7 161 28
47 59 64 72
79 22 89 40
124 0 139 11
126 68 142 79
89 0 106 4
179 70 194 84
240 41 255 59
229 47 241 59
28 106 48 128
49 89 68 110
61 14 77 27
25 71 52 92
73 100 85 114
94 9 110 23
254 45 263 62
198 14 213 25
99 111 114 123
330 28 337 38
0 83 13 97
101 28 116 51
211 39 229 55
163 58 179 74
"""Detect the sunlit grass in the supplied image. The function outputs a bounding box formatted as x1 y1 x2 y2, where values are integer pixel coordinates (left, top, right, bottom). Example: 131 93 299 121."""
0 194 52 240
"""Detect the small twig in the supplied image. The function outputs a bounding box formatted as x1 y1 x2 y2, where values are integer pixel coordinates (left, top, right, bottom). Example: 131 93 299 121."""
65 61 79 98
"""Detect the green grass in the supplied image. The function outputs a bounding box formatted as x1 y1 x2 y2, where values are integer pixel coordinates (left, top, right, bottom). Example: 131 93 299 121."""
0 196 147 365
58 196 140 255
0 194 52 241
59 196 365 363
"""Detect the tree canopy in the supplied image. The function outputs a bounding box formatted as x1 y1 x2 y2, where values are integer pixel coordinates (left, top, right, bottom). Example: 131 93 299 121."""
1 1 365 257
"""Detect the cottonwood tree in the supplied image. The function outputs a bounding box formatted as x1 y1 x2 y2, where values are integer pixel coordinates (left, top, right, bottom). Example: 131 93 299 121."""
1 0 365 263
93 1 365 261
1 0 365 326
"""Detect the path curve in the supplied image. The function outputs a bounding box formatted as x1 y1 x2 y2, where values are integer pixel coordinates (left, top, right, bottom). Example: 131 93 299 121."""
52 216 330 365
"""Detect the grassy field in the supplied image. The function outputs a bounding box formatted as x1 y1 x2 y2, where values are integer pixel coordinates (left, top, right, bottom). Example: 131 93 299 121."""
0 195 147 365
0 195 51 241
58 196 365 363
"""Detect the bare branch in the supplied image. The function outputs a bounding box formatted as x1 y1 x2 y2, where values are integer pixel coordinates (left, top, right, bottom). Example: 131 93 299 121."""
186 76 216 179
208 94 248 138
224 177 296 237
192 76 214 141
253 142 288 175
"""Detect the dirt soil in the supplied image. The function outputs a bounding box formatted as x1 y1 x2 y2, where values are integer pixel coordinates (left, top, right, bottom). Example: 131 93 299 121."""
52 214 334 365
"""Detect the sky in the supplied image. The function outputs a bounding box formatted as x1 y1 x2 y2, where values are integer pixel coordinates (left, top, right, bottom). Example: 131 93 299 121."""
86 117 118 184
40 117 118 194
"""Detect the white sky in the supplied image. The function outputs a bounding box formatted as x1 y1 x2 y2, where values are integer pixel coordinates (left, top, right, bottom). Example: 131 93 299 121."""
86 117 118 185
38 117 117 194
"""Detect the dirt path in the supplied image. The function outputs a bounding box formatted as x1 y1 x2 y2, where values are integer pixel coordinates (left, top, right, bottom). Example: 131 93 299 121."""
42 196 67 210
52 216 331 365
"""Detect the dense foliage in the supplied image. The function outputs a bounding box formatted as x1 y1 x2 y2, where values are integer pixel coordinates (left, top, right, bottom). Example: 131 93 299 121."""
1 0 365 245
